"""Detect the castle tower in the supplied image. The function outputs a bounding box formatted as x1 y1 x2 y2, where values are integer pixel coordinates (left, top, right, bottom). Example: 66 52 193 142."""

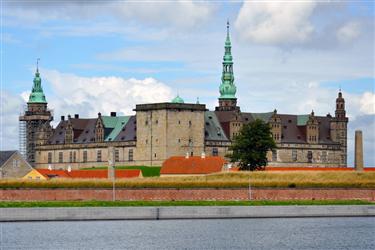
216 21 239 112
19 62 53 166
330 90 348 166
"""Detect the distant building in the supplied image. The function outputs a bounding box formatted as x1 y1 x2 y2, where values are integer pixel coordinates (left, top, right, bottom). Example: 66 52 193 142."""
0 151 33 178
20 22 348 169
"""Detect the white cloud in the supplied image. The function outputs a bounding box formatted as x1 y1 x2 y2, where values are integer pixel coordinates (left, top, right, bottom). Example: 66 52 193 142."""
36 70 173 124
337 21 361 43
235 0 317 45
359 92 375 115
0 91 24 150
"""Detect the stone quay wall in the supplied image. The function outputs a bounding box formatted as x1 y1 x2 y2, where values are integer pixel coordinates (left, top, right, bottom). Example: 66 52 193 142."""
1 188 374 201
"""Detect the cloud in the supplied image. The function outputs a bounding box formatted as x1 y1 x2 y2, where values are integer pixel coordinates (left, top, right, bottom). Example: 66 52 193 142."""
359 92 375 115
4 1 214 31
337 21 361 43
0 91 24 150
40 70 173 121
235 0 317 45
234 1 370 48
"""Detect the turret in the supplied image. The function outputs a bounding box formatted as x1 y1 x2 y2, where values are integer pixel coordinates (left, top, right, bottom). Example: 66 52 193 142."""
306 110 319 144
216 21 239 112
330 90 348 166
269 109 282 143
95 112 104 142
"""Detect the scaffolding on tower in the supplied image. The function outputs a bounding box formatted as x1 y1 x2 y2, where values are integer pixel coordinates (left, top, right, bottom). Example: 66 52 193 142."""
19 104 27 159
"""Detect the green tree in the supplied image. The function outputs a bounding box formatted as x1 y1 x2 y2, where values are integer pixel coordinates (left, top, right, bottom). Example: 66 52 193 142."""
228 119 276 171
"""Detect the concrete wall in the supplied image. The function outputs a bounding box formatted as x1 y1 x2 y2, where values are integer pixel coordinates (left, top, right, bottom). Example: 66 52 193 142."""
1 188 374 201
1 205 374 222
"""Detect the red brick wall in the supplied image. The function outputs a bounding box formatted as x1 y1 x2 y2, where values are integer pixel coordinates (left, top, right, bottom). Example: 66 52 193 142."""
1 188 374 201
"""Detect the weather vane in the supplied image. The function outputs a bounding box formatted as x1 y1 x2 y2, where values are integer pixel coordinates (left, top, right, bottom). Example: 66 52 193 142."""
36 58 40 72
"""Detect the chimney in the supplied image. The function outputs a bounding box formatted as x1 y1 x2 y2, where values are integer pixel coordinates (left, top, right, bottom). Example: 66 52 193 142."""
74 114 79 119
61 116 65 121
110 112 116 117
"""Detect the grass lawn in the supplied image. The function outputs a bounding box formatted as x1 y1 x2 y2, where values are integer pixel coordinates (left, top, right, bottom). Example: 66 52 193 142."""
82 166 161 177
1 171 374 189
0 200 373 208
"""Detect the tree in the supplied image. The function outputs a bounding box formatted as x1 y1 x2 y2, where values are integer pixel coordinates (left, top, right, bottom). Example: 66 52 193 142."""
228 119 276 171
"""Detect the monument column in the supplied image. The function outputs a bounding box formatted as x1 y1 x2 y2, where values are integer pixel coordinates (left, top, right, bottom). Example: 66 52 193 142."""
354 130 364 171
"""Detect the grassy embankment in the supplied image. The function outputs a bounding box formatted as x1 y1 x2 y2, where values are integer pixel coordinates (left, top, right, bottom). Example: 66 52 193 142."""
82 166 161 177
1 171 375 189
0 200 373 208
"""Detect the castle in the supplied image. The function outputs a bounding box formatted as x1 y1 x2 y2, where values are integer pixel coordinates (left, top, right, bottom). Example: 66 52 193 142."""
19 23 348 169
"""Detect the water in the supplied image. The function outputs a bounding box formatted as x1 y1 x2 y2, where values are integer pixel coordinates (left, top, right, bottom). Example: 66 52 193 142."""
1 217 374 250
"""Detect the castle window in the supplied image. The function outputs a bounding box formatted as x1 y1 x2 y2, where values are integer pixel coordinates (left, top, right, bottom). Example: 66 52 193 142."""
189 120 192 127
155 120 158 124
212 148 218 156
73 151 77 162
69 151 73 163
115 149 119 162
145 120 148 126
154 153 157 158
272 150 277 162
58 152 63 163
307 151 313 163
190 151 193 156
128 149 133 162
178 138 181 143
83 151 87 163
12 159 19 168
321 151 327 162
292 150 297 162
48 152 52 164
146 139 148 144
178 120 181 124
97 150 102 162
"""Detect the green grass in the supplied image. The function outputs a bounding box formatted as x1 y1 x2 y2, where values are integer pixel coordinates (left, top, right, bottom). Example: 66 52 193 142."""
0 200 373 208
81 166 161 177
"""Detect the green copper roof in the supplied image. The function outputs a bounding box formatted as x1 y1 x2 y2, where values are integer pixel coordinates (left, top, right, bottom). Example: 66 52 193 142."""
28 69 47 103
102 116 130 141
219 21 236 100
171 95 184 103
297 115 310 126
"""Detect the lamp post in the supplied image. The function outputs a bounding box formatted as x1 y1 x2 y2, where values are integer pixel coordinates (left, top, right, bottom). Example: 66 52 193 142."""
108 147 115 201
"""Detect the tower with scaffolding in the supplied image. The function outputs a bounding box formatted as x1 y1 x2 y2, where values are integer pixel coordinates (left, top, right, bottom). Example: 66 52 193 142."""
19 61 53 166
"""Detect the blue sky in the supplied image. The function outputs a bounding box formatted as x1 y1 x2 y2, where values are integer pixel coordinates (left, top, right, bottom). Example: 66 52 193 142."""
1 0 374 166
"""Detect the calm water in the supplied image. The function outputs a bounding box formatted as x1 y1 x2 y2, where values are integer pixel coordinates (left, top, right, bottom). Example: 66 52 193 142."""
1 217 374 250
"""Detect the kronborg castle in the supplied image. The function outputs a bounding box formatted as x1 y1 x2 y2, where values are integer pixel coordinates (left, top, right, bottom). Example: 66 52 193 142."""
20 23 348 169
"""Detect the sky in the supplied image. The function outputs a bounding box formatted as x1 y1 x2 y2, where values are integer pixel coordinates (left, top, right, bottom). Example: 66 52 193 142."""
1 0 374 167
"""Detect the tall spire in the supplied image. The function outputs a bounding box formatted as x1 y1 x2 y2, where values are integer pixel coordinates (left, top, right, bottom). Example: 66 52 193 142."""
28 59 47 103
219 20 236 100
